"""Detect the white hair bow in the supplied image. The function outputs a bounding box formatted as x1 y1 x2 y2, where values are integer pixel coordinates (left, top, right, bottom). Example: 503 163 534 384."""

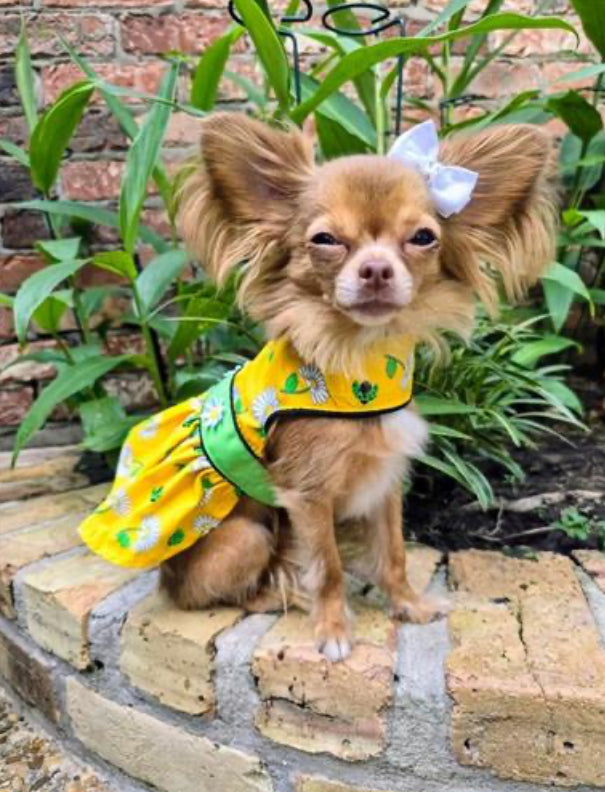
388 120 479 218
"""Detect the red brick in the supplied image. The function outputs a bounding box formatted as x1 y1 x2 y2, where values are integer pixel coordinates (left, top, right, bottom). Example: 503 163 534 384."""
105 372 158 411
44 0 173 6
0 160 38 202
42 62 165 105
121 13 230 55
0 307 14 340
0 254 45 292
103 331 145 357
165 112 203 146
466 59 542 99
490 27 587 58
0 115 28 146
70 110 127 153
0 627 59 723
0 340 59 384
2 210 50 249
0 13 116 58
0 385 34 425
60 160 124 200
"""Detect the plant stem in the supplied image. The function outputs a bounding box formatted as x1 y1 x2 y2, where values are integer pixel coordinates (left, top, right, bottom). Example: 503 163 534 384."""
132 253 169 407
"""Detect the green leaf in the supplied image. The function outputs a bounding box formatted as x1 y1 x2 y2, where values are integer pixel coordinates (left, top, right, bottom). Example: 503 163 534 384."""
542 261 592 303
283 372 299 393
18 199 169 253
385 356 397 379
78 286 120 321
135 249 188 317
191 27 243 111
33 293 71 335
290 14 578 123
79 396 127 447
589 288 605 305
92 251 138 280
419 0 472 36
315 113 369 159
15 22 38 134
563 208 605 239
12 354 131 464
223 70 268 109
14 259 87 343
120 62 179 254
569 0 605 59
0 139 30 167
415 394 477 416
546 91 603 145
36 237 81 263
539 379 583 414
168 528 186 546
233 0 290 110
0 293 14 308
82 415 140 453
300 74 376 149
554 62 605 85
168 292 232 358
542 279 575 333
30 81 95 194
511 336 578 368
62 40 174 211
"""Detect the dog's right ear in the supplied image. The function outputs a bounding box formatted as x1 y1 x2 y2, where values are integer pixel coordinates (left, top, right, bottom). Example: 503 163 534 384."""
177 112 313 285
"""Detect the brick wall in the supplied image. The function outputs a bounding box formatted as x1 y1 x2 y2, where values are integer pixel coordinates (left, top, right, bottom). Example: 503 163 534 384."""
0 0 597 430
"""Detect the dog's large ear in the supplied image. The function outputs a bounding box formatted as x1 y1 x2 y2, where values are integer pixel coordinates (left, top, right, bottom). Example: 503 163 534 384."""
177 112 313 284
438 125 558 311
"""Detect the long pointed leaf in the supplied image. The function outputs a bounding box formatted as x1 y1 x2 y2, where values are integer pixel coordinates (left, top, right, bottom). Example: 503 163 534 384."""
17 199 169 253
119 62 179 253
290 14 578 123
233 0 290 110
135 249 188 317
14 259 87 343
30 81 94 194
0 139 30 167
191 27 243 111
15 22 38 134
12 355 132 465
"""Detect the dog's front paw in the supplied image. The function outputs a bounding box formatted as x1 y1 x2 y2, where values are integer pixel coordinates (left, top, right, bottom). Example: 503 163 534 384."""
315 619 353 662
391 594 451 624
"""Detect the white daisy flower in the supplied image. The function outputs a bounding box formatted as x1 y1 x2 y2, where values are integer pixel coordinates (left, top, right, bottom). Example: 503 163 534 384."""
107 487 131 517
189 395 205 412
139 416 159 440
201 397 224 430
116 444 133 479
134 515 161 552
192 454 212 472
252 387 279 426
299 364 329 405
193 515 219 535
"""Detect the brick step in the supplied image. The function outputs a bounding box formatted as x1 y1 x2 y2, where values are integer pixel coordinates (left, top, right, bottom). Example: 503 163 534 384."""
2 482 605 792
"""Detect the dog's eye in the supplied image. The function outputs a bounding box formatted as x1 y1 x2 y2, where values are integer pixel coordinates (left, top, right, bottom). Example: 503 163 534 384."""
310 232 340 246
409 228 437 247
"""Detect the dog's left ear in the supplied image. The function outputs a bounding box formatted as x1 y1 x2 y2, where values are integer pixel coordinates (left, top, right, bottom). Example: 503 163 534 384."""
438 124 558 310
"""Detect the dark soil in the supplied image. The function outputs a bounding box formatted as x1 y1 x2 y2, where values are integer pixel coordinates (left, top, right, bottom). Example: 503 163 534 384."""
408 377 605 556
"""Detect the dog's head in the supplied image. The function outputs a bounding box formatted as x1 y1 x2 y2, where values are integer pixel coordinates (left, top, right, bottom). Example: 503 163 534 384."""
178 113 557 370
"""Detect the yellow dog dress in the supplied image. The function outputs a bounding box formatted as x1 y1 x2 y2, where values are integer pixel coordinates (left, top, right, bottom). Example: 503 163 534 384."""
80 335 416 568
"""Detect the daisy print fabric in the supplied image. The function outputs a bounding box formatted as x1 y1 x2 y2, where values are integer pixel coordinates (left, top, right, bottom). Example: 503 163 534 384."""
79 395 239 568
80 333 416 569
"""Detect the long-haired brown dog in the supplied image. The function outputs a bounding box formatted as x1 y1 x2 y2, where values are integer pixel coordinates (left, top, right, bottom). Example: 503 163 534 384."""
163 112 557 661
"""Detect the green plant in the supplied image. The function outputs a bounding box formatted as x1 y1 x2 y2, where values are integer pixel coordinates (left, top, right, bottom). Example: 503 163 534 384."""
414 310 584 507
552 506 605 544
0 1 589 507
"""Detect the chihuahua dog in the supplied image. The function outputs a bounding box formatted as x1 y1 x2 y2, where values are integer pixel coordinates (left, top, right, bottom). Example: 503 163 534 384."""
162 112 556 661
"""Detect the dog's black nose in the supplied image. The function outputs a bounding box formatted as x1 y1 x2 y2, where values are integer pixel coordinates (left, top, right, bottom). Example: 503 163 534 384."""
359 260 394 287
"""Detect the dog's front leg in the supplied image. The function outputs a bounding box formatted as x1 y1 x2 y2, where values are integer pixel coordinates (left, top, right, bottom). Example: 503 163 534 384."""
288 498 352 661
374 489 449 623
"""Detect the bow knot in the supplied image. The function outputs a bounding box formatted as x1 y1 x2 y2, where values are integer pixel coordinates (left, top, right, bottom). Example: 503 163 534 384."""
388 120 478 218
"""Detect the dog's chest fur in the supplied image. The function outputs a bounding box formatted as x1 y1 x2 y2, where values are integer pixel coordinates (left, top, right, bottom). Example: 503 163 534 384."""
335 407 428 521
